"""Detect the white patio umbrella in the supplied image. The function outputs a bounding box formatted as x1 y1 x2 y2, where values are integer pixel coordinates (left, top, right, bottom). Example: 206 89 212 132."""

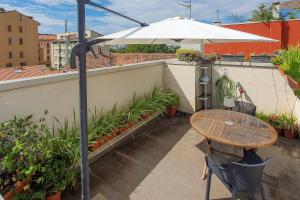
100 17 277 46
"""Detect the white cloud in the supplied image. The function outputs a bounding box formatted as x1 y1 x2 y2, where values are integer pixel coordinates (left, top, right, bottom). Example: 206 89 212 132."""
87 0 273 34
0 3 65 33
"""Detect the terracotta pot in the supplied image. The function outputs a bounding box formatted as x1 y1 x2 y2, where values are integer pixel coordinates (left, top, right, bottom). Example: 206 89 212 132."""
90 138 105 151
4 180 27 200
287 75 300 90
46 192 61 200
127 121 135 128
274 127 283 136
166 106 177 118
283 128 295 139
119 125 129 134
140 114 151 120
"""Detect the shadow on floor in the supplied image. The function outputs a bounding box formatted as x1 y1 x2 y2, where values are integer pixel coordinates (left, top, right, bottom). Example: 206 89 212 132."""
63 116 191 200
63 116 300 200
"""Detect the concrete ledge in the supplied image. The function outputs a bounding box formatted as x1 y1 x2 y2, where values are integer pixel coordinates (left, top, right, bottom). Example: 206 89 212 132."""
0 60 165 92
214 61 275 68
88 113 160 165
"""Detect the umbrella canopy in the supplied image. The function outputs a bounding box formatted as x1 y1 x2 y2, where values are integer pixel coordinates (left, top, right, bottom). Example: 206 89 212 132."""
100 17 277 45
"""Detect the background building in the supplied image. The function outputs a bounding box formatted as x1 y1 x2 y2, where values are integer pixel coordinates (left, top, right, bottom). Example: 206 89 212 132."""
51 30 102 68
0 8 40 68
205 19 300 57
38 34 56 66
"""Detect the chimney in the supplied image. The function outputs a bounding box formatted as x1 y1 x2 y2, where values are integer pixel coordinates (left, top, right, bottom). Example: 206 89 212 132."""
272 2 280 19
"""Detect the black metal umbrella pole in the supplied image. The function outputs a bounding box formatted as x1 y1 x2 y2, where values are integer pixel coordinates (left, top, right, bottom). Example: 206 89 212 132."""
72 1 148 199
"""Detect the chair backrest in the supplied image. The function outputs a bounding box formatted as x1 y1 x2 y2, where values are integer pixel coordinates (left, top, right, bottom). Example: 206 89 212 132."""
233 101 256 116
227 158 270 194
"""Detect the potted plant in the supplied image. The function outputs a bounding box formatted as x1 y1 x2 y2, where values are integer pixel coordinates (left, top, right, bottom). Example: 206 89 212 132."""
268 113 283 135
280 46 300 90
280 113 297 139
215 75 237 106
176 49 205 64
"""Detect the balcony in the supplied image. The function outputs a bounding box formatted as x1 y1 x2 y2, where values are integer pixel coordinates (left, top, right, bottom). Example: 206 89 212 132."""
61 116 300 200
0 59 299 200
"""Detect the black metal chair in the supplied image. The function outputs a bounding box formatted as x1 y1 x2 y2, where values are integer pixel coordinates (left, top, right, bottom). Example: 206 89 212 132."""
233 101 257 116
205 153 269 200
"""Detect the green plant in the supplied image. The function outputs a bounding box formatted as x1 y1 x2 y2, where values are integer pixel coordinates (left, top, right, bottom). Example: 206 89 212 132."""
215 75 237 105
256 112 269 122
124 44 178 53
280 46 300 83
251 4 278 22
88 105 125 142
272 55 284 66
176 49 203 63
294 88 300 97
278 113 297 130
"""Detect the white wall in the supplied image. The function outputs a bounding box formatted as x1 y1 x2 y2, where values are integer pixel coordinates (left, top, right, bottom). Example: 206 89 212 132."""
0 61 164 125
164 60 201 113
211 62 300 118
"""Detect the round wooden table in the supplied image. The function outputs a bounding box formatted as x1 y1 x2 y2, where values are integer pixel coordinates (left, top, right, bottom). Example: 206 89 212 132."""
190 109 277 179
191 109 277 149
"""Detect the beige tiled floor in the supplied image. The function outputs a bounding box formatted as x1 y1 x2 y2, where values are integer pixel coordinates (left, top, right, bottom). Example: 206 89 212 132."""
64 116 300 200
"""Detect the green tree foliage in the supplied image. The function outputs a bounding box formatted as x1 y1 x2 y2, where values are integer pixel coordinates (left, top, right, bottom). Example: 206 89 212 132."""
251 4 278 22
124 44 179 53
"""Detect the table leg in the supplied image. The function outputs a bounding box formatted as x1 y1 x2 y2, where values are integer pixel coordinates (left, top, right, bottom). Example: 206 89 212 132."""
202 138 212 180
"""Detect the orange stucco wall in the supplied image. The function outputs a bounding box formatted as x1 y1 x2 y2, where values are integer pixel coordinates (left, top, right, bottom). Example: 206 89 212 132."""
205 20 300 57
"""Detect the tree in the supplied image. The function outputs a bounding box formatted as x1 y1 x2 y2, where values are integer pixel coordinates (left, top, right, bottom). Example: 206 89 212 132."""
124 44 179 53
251 4 278 22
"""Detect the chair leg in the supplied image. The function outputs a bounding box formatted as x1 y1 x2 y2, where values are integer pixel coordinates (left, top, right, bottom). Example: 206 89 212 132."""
205 168 212 200
232 192 236 200
261 184 266 200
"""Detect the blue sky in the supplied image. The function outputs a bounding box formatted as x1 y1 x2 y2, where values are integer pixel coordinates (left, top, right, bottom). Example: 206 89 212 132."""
0 0 298 35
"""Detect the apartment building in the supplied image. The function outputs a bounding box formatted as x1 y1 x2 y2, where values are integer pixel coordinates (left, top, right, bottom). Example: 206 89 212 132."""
38 34 56 66
0 8 40 68
51 30 102 68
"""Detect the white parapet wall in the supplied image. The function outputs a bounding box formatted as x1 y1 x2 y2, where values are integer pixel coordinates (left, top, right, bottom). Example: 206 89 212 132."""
211 62 300 120
1 59 299 126
0 61 164 125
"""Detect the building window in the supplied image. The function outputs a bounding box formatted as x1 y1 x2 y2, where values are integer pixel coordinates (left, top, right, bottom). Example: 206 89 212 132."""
47 56 50 61
20 62 26 66
8 25 12 32
19 26 23 33
20 51 24 58
6 63 13 67
19 38 23 45
47 49 50 54
8 52 12 59
19 15 22 21
8 38 12 45
47 43 50 48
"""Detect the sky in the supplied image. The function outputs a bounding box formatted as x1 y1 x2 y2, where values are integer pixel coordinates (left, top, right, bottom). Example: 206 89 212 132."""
0 0 297 35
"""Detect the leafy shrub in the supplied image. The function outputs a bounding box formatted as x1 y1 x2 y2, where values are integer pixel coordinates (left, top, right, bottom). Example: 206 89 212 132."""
215 75 237 105
280 46 300 83
272 55 284 66
124 44 179 53
176 49 204 63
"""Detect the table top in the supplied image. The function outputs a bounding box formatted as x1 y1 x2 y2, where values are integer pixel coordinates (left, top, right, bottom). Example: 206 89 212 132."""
190 109 278 148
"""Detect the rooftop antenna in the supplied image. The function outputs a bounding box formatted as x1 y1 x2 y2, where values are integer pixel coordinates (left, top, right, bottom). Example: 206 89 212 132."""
213 10 221 24
178 0 192 19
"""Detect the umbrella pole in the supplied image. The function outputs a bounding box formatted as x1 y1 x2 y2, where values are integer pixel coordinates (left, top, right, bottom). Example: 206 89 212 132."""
77 1 90 200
